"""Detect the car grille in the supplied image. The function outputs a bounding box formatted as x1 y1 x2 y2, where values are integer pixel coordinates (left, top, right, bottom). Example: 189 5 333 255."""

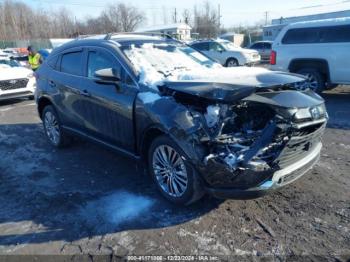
276 150 320 186
0 78 29 91
275 122 325 168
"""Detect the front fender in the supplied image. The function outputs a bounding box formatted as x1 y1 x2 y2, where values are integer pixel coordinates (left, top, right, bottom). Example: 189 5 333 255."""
135 92 206 162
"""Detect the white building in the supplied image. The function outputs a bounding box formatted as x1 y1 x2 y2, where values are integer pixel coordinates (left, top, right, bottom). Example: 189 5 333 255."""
219 33 245 47
135 23 192 41
263 10 350 41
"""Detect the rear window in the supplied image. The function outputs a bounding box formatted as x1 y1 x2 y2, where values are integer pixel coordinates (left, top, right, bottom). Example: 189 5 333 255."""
251 43 263 49
282 25 350 44
60 51 83 76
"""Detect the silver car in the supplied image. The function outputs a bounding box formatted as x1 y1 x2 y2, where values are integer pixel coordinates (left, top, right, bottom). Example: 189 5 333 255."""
190 39 261 67
249 41 273 61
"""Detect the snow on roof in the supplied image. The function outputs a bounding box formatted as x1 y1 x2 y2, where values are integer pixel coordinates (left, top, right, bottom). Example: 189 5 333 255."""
50 38 74 48
136 23 192 33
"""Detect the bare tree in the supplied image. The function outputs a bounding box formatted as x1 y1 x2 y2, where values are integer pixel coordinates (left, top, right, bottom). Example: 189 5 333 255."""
117 3 145 32
182 9 191 25
0 0 145 41
192 1 220 38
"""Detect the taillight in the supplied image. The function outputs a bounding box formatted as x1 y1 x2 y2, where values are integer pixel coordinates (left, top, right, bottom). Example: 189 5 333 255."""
270 50 276 65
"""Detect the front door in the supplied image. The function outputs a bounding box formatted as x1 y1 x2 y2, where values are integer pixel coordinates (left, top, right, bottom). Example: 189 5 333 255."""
79 47 138 152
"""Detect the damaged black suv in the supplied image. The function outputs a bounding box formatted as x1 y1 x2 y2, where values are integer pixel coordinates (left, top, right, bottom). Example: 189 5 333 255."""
35 34 328 205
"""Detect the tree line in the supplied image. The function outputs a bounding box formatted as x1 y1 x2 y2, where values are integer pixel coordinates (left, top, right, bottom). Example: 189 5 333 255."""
0 0 226 40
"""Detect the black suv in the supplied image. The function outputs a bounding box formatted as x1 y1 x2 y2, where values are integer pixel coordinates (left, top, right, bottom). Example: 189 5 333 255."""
35 34 328 205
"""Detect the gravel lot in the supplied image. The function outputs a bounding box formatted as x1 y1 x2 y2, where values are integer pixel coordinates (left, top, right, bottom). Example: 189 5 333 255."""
0 86 349 261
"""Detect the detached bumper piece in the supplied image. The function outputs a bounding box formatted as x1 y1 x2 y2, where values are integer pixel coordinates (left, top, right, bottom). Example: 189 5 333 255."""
206 141 322 199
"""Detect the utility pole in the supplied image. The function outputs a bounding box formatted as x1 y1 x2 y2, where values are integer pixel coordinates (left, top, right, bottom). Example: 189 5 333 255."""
174 8 177 23
218 4 221 29
264 11 269 25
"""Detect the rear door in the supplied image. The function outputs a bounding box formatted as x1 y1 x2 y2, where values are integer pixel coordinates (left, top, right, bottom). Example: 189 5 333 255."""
47 47 86 131
320 25 350 84
79 47 138 152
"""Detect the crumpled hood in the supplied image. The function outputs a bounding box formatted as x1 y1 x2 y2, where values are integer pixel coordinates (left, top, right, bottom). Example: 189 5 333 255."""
160 68 307 103
0 66 32 80
186 67 306 87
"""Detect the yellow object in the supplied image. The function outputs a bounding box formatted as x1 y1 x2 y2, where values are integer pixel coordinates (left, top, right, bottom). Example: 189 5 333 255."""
28 53 41 70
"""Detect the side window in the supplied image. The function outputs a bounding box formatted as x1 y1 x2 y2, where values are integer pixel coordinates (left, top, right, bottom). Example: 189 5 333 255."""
192 42 209 51
209 42 225 52
87 50 120 78
320 25 350 43
61 51 83 76
282 28 320 44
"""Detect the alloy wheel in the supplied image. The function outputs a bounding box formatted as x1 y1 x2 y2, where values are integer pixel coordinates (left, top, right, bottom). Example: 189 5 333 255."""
152 145 188 197
44 111 60 145
304 73 319 91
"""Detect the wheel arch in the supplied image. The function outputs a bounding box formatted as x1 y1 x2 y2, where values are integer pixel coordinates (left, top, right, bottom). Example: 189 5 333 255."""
37 96 54 119
288 59 330 82
138 125 166 161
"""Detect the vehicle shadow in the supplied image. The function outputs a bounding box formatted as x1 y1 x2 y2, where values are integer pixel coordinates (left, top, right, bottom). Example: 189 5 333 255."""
0 123 222 246
0 97 32 107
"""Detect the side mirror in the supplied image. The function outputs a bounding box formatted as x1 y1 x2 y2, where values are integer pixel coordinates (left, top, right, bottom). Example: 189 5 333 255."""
94 68 121 85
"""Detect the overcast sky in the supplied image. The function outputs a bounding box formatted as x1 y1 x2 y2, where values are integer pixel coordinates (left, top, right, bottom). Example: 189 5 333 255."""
24 0 350 27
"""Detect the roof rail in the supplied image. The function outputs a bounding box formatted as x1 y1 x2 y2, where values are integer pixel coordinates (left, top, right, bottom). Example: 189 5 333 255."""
104 32 176 40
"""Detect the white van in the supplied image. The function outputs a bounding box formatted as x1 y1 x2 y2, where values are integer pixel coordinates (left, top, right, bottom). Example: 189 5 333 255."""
270 17 350 92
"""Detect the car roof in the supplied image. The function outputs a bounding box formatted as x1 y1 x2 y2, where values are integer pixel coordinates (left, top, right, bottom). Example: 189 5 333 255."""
50 33 173 56
286 16 350 29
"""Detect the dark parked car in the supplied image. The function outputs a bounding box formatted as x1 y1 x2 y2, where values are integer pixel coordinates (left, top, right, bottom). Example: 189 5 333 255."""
35 34 328 205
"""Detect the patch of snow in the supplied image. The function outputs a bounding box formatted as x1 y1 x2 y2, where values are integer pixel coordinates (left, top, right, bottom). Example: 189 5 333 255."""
80 191 154 226
177 228 231 255
138 92 162 104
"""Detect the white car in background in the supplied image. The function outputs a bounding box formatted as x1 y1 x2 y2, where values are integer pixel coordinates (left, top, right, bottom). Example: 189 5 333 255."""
190 39 261 67
0 58 36 101
270 17 350 93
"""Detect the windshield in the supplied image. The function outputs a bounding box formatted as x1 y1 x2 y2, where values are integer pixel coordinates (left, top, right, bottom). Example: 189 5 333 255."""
219 41 241 50
0 59 20 67
121 41 219 77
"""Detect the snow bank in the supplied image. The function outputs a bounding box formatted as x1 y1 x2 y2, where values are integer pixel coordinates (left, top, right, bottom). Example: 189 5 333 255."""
124 43 271 90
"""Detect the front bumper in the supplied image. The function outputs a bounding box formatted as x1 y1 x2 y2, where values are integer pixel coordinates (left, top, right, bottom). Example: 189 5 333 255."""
205 142 322 199
0 77 35 101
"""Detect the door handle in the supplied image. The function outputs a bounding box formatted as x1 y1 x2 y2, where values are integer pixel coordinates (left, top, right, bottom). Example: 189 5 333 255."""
48 80 56 88
79 89 91 97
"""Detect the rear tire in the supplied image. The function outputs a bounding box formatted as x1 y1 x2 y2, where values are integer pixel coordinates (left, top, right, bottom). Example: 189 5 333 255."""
42 105 72 148
296 68 325 93
148 135 204 205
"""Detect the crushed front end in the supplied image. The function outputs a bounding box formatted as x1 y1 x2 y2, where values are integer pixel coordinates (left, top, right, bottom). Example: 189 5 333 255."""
160 81 328 198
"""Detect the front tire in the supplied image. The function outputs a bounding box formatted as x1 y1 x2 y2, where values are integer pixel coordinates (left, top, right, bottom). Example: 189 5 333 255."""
148 135 203 205
225 58 239 67
42 105 71 148
296 68 325 93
